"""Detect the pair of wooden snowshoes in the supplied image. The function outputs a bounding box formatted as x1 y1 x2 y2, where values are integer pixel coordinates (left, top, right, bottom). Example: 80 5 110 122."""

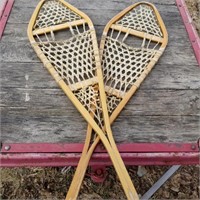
28 0 168 199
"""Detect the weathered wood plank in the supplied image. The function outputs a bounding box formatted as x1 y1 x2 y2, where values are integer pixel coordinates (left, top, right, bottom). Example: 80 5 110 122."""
0 63 56 89
1 88 200 116
1 107 199 143
0 40 197 65
13 0 176 9
1 63 200 90
2 23 188 43
7 5 182 26
112 115 199 143
1 107 87 143
1 0 199 144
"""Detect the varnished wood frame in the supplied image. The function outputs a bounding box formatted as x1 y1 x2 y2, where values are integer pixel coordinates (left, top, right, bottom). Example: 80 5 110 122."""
67 1 168 199
101 1 168 123
27 0 138 200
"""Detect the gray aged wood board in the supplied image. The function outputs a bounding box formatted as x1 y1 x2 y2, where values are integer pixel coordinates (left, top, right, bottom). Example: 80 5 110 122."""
0 0 199 143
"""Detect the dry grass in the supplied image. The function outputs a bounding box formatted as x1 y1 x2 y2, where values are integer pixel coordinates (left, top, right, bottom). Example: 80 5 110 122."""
0 166 199 199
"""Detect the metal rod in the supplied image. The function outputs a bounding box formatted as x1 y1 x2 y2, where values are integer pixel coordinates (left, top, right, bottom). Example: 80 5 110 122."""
141 165 181 200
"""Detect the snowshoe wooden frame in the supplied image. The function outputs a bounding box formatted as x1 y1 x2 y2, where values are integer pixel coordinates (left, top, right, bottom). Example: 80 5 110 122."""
67 1 168 199
27 0 138 199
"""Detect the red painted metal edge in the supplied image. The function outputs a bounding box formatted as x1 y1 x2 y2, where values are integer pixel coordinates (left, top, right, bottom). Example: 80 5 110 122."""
0 152 199 167
0 142 199 167
0 142 198 153
176 0 200 66
0 0 14 40
0 0 8 19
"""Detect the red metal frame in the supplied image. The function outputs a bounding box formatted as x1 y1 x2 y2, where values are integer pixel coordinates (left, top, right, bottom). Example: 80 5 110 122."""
0 143 199 167
1 142 198 153
0 1 200 168
0 0 7 19
0 0 14 40
176 0 200 66
1 152 199 167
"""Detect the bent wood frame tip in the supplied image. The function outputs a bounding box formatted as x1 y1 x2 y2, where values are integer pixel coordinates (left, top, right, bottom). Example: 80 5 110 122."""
103 1 168 47
27 0 94 41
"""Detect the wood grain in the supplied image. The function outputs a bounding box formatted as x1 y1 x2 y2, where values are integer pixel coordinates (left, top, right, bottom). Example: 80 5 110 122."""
7 5 183 26
2 23 189 42
1 61 200 90
1 88 199 116
13 0 176 9
1 107 199 143
1 0 199 143
0 41 197 65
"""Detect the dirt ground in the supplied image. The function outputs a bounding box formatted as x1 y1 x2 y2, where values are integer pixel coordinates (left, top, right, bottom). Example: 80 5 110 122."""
1 1 200 200
185 0 200 35
0 165 199 199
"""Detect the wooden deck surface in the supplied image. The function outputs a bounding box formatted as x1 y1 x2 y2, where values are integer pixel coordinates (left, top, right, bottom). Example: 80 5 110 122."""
1 0 200 143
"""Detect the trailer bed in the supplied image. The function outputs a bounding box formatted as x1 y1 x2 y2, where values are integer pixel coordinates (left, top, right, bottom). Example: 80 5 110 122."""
0 0 199 166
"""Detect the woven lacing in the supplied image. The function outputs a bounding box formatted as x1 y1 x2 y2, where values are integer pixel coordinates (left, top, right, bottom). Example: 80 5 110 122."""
34 0 81 30
38 30 96 86
100 3 163 116
37 30 105 128
116 4 163 37
102 37 156 94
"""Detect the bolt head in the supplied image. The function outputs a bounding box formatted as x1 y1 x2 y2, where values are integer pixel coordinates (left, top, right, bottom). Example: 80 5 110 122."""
191 144 196 150
4 145 10 151
96 169 103 176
